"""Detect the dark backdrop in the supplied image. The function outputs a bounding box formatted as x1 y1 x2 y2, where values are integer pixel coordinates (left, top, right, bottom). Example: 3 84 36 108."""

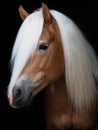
0 0 98 129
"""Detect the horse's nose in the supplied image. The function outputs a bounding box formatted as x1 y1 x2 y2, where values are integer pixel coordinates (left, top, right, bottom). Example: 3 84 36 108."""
12 87 23 106
8 79 34 108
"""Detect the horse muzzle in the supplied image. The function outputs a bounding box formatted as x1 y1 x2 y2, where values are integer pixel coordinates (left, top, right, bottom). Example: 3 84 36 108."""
8 72 45 108
8 80 34 108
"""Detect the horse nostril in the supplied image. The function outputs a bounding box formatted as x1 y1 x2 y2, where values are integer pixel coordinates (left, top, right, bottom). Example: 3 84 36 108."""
12 87 23 106
13 87 22 100
15 89 22 99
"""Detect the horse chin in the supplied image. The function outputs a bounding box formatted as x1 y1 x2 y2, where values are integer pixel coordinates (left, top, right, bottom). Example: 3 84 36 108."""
32 83 49 97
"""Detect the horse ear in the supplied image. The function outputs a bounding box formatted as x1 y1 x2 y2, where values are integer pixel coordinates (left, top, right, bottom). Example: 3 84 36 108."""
18 5 29 20
42 3 52 24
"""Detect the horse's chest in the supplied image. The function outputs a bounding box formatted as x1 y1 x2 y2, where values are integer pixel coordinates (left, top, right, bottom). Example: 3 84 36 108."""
45 86 97 130
45 104 97 130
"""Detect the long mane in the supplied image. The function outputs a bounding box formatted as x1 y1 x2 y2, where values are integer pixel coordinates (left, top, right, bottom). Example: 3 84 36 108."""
8 9 44 92
51 10 98 112
9 7 98 112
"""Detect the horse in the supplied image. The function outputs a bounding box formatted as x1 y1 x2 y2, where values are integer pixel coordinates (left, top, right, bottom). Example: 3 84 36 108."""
7 3 98 130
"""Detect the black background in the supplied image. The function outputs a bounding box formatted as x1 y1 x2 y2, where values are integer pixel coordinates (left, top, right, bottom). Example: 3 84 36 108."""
0 0 98 129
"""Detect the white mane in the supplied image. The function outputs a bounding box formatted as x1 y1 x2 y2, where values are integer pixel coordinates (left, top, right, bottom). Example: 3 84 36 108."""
8 9 44 92
8 8 98 112
51 10 98 112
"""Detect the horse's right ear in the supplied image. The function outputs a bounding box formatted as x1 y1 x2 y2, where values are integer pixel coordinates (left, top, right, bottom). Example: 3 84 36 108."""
42 3 52 24
18 5 30 20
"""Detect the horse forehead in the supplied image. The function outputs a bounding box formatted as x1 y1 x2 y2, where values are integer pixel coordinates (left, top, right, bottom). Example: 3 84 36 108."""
39 26 51 41
40 22 59 43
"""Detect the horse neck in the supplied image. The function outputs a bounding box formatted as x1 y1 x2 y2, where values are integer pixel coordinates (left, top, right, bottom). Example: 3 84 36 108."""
46 75 66 95
44 75 73 112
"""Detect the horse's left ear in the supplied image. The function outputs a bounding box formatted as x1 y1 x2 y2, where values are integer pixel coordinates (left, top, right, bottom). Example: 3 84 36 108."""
18 5 30 20
42 3 52 24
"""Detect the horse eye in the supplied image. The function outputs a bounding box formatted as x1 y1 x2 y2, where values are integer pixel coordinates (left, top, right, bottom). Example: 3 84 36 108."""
39 43 49 50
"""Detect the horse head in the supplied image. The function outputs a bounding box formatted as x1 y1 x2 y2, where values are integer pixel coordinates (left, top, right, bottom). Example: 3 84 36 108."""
8 3 64 108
